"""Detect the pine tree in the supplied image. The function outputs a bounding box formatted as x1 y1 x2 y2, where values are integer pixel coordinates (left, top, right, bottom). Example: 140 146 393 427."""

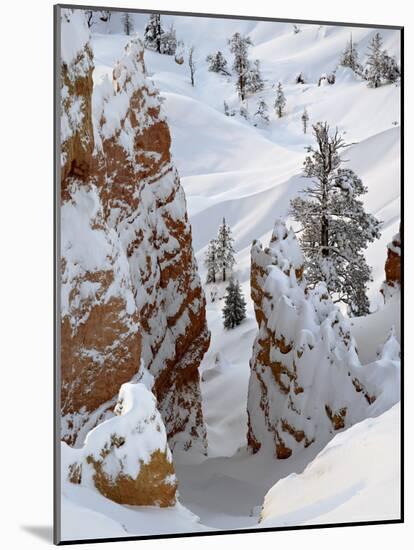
301 108 309 134
366 32 384 88
340 33 361 73
160 24 177 56
204 239 218 283
380 51 401 83
216 217 236 282
206 51 230 75
365 32 400 87
254 98 269 124
274 82 286 118
144 14 163 53
228 32 253 101
188 46 196 86
222 279 246 329
122 13 134 36
290 122 381 316
246 59 265 94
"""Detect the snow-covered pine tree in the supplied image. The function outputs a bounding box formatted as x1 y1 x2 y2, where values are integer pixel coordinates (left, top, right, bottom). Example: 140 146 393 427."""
246 59 265 94
144 14 163 53
159 24 177 56
254 98 269 124
222 279 246 329
301 108 309 134
228 32 253 101
122 13 134 36
188 46 196 86
380 51 401 83
274 82 286 118
366 32 384 88
204 239 218 283
340 33 361 73
290 122 381 316
216 217 236 282
206 51 230 75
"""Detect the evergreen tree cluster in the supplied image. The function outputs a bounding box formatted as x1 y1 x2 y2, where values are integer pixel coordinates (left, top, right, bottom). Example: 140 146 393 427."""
228 33 264 100
204 218 236 283
222 279 247 329
206 51 230 75
144 14 177 56
339 32 400 87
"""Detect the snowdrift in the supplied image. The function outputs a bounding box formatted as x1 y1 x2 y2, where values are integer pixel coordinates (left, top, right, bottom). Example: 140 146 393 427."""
260 403 401 526
62 383 177 507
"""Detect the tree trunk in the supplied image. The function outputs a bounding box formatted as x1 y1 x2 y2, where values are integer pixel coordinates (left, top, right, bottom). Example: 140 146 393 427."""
223 267 226 282
321 176 329 257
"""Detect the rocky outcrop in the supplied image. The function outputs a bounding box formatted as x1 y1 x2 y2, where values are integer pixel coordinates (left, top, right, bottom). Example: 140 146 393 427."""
60 9 209 454
381 229 401 301
64 383 177 507
246 220 399 459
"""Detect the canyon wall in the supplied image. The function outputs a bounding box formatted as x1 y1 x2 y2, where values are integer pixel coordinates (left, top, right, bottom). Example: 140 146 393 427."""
60 9 209 454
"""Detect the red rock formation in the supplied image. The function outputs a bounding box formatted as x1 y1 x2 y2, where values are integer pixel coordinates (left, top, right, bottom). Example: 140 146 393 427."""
65 383 178 507
246 220 387 459
60 10 209 454
384 230 401 287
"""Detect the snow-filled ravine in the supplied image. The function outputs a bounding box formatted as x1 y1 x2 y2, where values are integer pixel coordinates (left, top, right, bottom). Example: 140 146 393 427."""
62 11 401 539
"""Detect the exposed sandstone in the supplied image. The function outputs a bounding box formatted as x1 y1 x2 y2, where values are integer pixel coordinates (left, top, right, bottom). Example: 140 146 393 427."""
60 10 209 454
66 383 177 507
246 220 393 459
381 228 401 303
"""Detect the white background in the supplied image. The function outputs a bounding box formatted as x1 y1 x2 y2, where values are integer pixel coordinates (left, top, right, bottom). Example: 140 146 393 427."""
0 0 410 548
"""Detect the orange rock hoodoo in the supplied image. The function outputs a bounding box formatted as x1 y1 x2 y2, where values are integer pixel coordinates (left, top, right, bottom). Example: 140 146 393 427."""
60 11 209 454
246 220 381 459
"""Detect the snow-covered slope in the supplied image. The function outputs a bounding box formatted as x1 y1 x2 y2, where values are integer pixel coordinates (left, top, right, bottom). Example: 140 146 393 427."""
90 16 401 305
60 8 401 538
260 403 401 527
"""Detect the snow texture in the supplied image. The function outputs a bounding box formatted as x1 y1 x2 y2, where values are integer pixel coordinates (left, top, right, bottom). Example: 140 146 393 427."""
60 8 401 539
261 403 400 526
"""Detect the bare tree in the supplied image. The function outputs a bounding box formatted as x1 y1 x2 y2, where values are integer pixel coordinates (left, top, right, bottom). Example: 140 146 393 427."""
188 46 196 87
85 10 94 28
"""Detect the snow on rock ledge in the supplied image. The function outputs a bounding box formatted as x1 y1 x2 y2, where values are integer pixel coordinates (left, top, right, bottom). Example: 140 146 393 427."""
260 403 401 526
63 383 177 507
247 220 400 458
60 10 209 454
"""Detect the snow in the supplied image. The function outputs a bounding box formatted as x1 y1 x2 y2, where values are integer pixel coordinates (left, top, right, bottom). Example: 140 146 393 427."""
260 403 401 527
60 8 90 66
80 383 172 482
61 184 137 323
60 8 401 540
